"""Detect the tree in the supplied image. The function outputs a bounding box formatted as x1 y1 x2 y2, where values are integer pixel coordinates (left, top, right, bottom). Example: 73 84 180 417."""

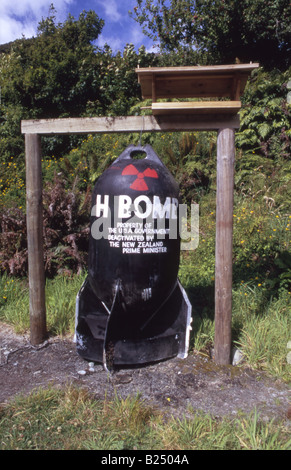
0 7 157 162
6 7 105 117
0 8 105 161
130 0 291 68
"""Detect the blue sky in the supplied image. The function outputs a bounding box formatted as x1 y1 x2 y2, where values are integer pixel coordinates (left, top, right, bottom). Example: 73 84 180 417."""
0 0 155 52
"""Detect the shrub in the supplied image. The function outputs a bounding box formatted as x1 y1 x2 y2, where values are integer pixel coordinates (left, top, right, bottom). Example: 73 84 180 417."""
0 207 28 276
0 174 91 277
42 174 90 276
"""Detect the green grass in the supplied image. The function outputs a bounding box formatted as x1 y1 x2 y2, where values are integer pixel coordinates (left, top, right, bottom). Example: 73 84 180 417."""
0 272 86 336
0 276 30 333
0 386 290 450
233 287 291 379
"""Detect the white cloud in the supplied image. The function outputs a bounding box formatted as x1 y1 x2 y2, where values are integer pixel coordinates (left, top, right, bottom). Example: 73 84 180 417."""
0 0 74 44
95 0 121 23
0 17 34 43
96 33 123 52
0 0 73 19
129 25 145 46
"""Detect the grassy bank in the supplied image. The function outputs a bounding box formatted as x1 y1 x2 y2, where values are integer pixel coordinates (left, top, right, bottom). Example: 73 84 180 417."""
0 386 290 450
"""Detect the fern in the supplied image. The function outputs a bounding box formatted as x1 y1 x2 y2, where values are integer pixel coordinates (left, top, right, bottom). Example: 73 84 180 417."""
237 67 291 158
257 123 270 139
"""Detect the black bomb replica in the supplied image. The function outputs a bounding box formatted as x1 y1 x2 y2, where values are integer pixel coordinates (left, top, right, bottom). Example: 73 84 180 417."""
75 145 192 371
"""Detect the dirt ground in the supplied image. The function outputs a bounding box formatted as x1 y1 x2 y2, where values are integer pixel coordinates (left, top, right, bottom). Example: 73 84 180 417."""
0 323 290 423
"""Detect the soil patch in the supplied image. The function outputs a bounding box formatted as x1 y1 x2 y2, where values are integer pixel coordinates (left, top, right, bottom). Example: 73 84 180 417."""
0 324 290 422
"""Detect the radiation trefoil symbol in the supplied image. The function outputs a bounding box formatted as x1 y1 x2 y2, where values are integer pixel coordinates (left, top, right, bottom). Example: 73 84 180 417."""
122 164 158 191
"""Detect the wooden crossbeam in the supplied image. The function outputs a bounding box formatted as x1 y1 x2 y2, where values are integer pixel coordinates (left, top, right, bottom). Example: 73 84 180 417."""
21 114 240 134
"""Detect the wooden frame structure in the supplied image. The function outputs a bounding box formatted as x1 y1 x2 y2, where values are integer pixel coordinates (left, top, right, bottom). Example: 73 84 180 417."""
21 63 259 365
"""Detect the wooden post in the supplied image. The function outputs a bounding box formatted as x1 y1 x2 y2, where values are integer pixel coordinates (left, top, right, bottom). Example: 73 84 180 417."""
25 134 47 345
152 74 157 103
214 127 235 365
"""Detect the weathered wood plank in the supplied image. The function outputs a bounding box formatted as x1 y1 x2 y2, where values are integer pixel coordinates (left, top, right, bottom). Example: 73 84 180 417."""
214 128 235 365
140 77 239 100
21 114 240 134
136 64 259 73
136 64 259 100
25 134 47 345
152 101 241 115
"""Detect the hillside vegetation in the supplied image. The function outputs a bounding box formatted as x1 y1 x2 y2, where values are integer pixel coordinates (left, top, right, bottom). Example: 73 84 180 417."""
0 6 290 381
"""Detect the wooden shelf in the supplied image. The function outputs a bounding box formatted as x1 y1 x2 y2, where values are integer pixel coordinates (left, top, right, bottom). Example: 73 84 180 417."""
136 64 259 105
151 101 241 115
